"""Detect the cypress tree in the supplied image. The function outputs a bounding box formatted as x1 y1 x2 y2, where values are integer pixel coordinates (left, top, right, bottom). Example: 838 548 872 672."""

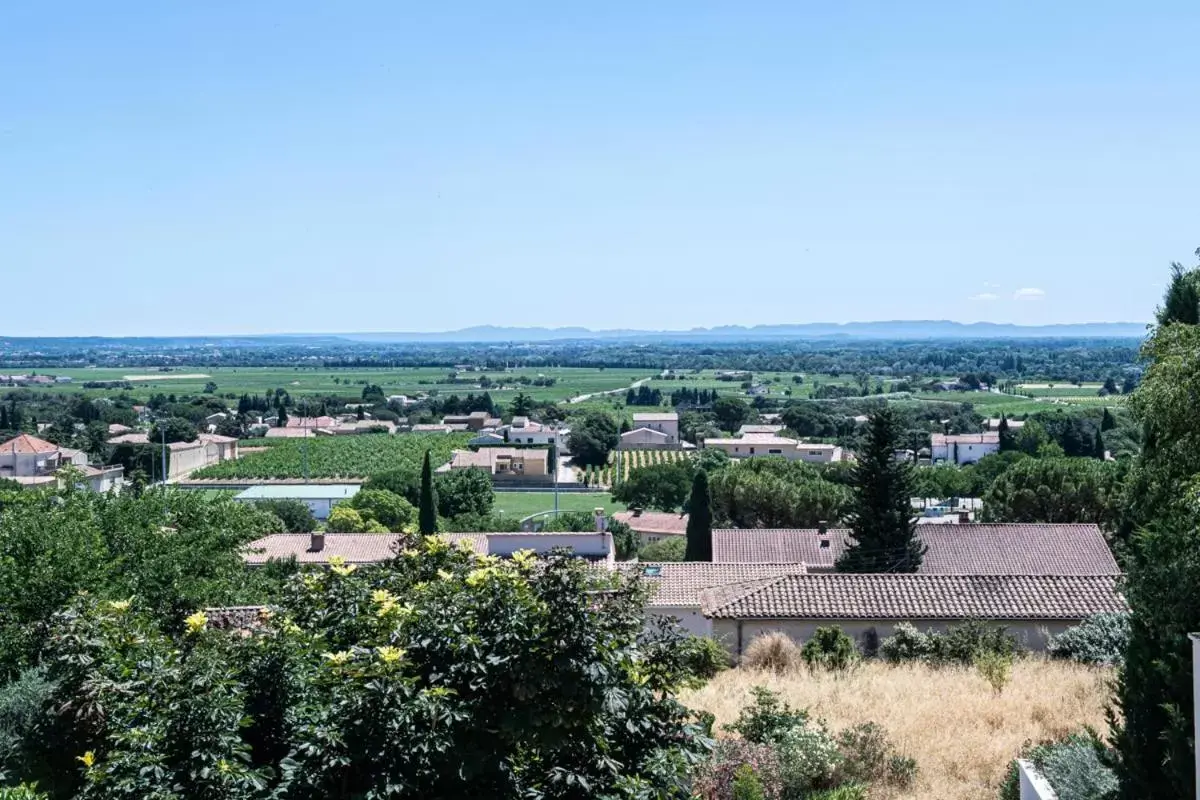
1093 429 1106 460
837 408 925 573
1101 407 1116 431
0 406 8 429
997 414 1014 451
418 449 438 534
1157 261 1200 325
683 470 712 562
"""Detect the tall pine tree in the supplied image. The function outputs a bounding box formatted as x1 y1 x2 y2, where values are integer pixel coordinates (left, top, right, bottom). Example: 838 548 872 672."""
837 408 925 573
997 413 1015 452
418 449 438 534
683 470 712 562
1093 429 1106 460
1101 407 1116 431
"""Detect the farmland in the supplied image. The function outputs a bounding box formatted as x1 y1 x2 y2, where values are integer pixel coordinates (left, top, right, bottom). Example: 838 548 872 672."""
580 449 694 488
191 432 470 479
14 365 649 405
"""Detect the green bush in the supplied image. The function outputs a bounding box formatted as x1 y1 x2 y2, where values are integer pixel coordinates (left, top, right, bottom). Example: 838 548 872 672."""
0 668 53 784
0 785 49 800
694 739 782 800
834 722 918 789
255 499 317 533
805 786 867 800
724 686 809 745
775 722 844 796
731 764 767 800
801 627 858 672
1047 612 1129 667
1000 729 1117 800
638 536 686 562
680 635 731 683
878 622 932 663
975 650 1014 694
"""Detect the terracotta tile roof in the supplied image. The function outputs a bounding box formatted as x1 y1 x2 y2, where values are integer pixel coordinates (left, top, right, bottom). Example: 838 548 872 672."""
621 562 809 607
700 573 1125 620
285 416 336 429
632 412 678 421
243 533 486 565
612 511 689 536
711 524 1119 575
0 433 60 454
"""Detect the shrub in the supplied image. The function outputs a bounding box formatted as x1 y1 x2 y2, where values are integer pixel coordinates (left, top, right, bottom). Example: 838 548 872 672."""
878 622 932 663
639 536 686 562
0 786 49 800
1047 612 1129 667
731 764 767 800
0 668 53 783
775 722 844 796
931 619 1017 666
801 627 858 673
724 686 809 745
743 632 801 673
805 786 867 800
348 488 415 531
681 636 731 684
325 505 369 533
834 721 918 789
975 650 1014 694
256 499 317 533
694 739 782 800
999 729 1117 800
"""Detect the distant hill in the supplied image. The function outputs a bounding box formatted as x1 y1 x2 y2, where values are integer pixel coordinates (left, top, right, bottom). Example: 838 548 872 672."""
332 321 1148 342
0 321 1147 349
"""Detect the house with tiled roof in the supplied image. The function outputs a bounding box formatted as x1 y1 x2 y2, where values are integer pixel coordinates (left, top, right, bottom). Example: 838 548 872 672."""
438 447 551 486
0 433 123 492
931 431 1000 464
711 524 1119 575
620 412 680 450
700 573 1125 654
611 510 689 545
107 432 238 481
244 530 615 567
701 434 846 464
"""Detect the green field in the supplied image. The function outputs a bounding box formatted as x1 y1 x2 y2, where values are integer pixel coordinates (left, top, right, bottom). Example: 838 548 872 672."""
18 365 649 404
192 432 470 479
492 491 626 522
642 371 858 400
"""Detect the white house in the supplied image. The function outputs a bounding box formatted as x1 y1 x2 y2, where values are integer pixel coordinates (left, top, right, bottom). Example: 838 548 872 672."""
702 434 844 463
619 427 676 450
930 432 1000 465
108 432 240 481
502 417 568 448
234 484 361 521
631 412 678 442
0 433 123 492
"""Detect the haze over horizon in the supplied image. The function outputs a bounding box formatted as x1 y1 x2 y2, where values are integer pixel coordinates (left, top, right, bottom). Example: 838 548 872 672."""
3 2 1197 337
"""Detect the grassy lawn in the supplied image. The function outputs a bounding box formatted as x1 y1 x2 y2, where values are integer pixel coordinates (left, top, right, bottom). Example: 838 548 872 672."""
492 491 626 522
684 659 1110 800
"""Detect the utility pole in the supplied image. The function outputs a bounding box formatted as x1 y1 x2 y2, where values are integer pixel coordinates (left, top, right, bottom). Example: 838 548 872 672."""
302 400 310 482
160 419 167 485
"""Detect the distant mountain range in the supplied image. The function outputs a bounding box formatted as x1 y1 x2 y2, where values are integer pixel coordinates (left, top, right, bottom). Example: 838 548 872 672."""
1 321 1148 348
331 321 1148 342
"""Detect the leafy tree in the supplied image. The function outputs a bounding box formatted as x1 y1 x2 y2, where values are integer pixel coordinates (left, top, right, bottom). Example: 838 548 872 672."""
1156 257 1200 326
684 471 713 562
638 536 686 562
416 450 440 535
349 489 416 530
708 460 850 529
202 381 218 394
434 468 494 519
712 396 751 432
326 505 387 533
567 411 619 468
148 416 198 444
837 409 924 573
982 457 1123 528
910 464 974 501
510 392 535 418
611 461 693 511
256 499 317 533
21 547 710 798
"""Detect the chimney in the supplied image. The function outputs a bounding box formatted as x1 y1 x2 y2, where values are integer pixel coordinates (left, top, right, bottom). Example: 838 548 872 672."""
818 520 828 536
958 511 971 524
594 508 607 532
310 531 325 552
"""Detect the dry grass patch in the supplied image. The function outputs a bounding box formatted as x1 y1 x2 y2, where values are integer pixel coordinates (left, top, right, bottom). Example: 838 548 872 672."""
683 659 1112 800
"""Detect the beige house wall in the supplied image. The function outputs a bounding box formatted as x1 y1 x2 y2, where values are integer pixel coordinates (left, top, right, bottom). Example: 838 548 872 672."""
710 618 1078 656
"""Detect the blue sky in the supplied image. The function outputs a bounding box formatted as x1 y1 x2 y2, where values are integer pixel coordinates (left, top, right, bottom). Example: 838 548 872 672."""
3 2 1198 336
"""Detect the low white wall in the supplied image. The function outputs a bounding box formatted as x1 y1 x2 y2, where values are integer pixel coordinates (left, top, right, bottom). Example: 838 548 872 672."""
1017 759 1057 799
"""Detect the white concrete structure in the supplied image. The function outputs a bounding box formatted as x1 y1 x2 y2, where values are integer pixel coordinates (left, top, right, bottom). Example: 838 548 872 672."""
1017 759 1058 799
235 484 360 520
931 432 1000 465
631 412 678 442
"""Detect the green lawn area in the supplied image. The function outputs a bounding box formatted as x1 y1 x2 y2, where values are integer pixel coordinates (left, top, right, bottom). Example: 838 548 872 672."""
492 491 626 522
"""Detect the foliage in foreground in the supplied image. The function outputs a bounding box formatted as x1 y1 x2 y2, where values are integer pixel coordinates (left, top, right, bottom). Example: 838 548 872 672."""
696 687 915 800
1047 612 1129 667
7 544 711 799
1000 729 1117 800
